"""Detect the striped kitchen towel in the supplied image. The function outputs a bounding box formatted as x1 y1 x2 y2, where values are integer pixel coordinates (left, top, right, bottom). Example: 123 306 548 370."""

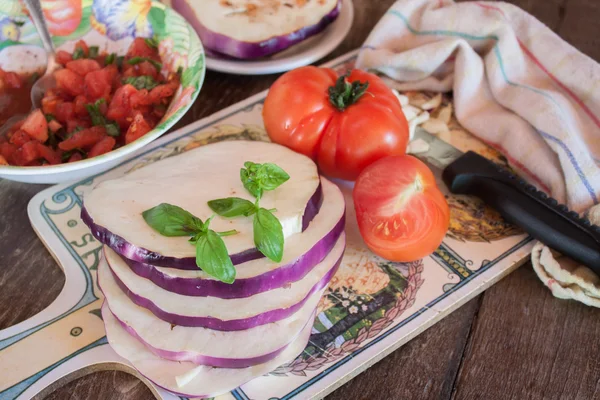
357 0 600 303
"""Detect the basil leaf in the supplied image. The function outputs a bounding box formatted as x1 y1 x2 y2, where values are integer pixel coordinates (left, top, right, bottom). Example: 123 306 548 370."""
253 208 284 262
127 56 162 71
88 46 99 58
142 203 203 237
240 167 263 199
244 161 259 171
258 163 290 191
72 47 85 60
208 197 257 218
116 56 125 68
145 37 159 49
105 122 120 137
45 114 56 122
86 98 107 126
105 53 116 65
195 230 236 284
124 75 158 90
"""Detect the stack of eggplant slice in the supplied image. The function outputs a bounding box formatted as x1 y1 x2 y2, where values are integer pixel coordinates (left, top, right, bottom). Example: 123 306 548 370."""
82 141 346 397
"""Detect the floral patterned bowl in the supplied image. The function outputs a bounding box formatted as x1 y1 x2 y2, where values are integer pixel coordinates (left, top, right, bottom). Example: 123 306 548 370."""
0 0 205 184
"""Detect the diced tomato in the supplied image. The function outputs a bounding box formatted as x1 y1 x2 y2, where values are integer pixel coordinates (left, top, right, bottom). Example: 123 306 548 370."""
149 82 178 104
13 141 39 166
55 69 85 96
66 59 101 76
4 72 22 89
9 130 32 146
36 143 61 164
152 105 167 119
104 65 119 83
95 54 107 66
26 160 43 166
42 95 61 115
21 109 48 142
66 119 90 133
136 61 159 79
74 40 89 57
107 65 121 90
127 37 157 58
107 84 137 121
84 69 112 101
59 126 106 151
130 89 153 108
0 155 7 165
88 136 116 158
0 143 17 163
54 102 75 123
56 50 73 65
122 68 136 79
8 119 25 133
74 95 88 117
0 39 175 167
98 98 108 115
68 152 83 163
52 88 72 101
48 119 63 132
125 112 152 144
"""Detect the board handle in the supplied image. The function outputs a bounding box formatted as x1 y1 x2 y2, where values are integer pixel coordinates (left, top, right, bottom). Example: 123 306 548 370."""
442 151 600 273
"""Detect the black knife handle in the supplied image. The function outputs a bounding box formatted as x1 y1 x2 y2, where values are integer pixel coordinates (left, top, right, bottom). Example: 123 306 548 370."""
442 151 600 273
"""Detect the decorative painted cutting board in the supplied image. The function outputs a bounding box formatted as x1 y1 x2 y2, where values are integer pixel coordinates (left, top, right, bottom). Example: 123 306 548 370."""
0 50 533 400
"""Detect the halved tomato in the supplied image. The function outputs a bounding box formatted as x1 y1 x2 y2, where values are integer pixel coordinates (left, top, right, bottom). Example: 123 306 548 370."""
353 155 450 262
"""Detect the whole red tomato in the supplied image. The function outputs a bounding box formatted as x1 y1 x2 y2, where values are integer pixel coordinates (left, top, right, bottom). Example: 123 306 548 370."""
263 66 409 181
353 155 450 262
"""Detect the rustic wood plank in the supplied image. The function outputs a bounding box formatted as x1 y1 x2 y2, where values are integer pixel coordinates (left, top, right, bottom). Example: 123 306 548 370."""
327 299 480 400
497 0 567 31
558 0 600 61
451 265 600 400
450 1 600 398
43 371 152 400
0 180 64 329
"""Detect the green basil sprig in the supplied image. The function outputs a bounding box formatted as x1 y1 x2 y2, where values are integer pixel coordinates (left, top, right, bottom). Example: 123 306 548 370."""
142 204 238 284
208 162 290 262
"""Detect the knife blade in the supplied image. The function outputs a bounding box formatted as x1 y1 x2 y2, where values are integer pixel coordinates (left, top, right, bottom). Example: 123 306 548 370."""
413 128 600 273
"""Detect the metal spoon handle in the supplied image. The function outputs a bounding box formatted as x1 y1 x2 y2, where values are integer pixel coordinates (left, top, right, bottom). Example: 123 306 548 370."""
23 0 55 56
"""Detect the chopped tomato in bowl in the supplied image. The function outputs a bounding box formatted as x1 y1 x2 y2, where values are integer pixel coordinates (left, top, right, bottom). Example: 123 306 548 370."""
0 1 204 184
0 39 180 168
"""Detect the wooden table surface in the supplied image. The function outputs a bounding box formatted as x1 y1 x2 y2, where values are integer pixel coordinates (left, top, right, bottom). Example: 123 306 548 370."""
2 0 599 399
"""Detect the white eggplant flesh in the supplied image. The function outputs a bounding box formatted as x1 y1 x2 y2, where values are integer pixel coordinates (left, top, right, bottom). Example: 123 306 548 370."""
151 178 344 282
102 303 312 398
83 141 319 265
102 233 345 324
99 250 326 365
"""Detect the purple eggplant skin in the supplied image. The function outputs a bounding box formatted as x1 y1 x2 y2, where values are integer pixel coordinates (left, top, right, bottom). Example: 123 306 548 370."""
102 296 306 368
104 246 344 330
123 214 344 299
81 183 323 270
172 0 342 60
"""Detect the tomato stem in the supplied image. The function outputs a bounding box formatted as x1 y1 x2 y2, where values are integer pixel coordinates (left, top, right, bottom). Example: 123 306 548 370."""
328 73 369 111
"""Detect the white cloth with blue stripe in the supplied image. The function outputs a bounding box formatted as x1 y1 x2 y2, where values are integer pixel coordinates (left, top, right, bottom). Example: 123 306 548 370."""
357 0 600 304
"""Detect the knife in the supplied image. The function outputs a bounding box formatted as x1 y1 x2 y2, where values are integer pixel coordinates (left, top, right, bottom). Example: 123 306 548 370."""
413 127 600 273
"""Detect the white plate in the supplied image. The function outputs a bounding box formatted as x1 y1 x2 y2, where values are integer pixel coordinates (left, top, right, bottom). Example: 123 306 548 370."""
205 0 354 75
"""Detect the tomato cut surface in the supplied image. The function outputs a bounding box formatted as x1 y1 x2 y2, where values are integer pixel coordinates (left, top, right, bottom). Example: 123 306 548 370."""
353 156 450 262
